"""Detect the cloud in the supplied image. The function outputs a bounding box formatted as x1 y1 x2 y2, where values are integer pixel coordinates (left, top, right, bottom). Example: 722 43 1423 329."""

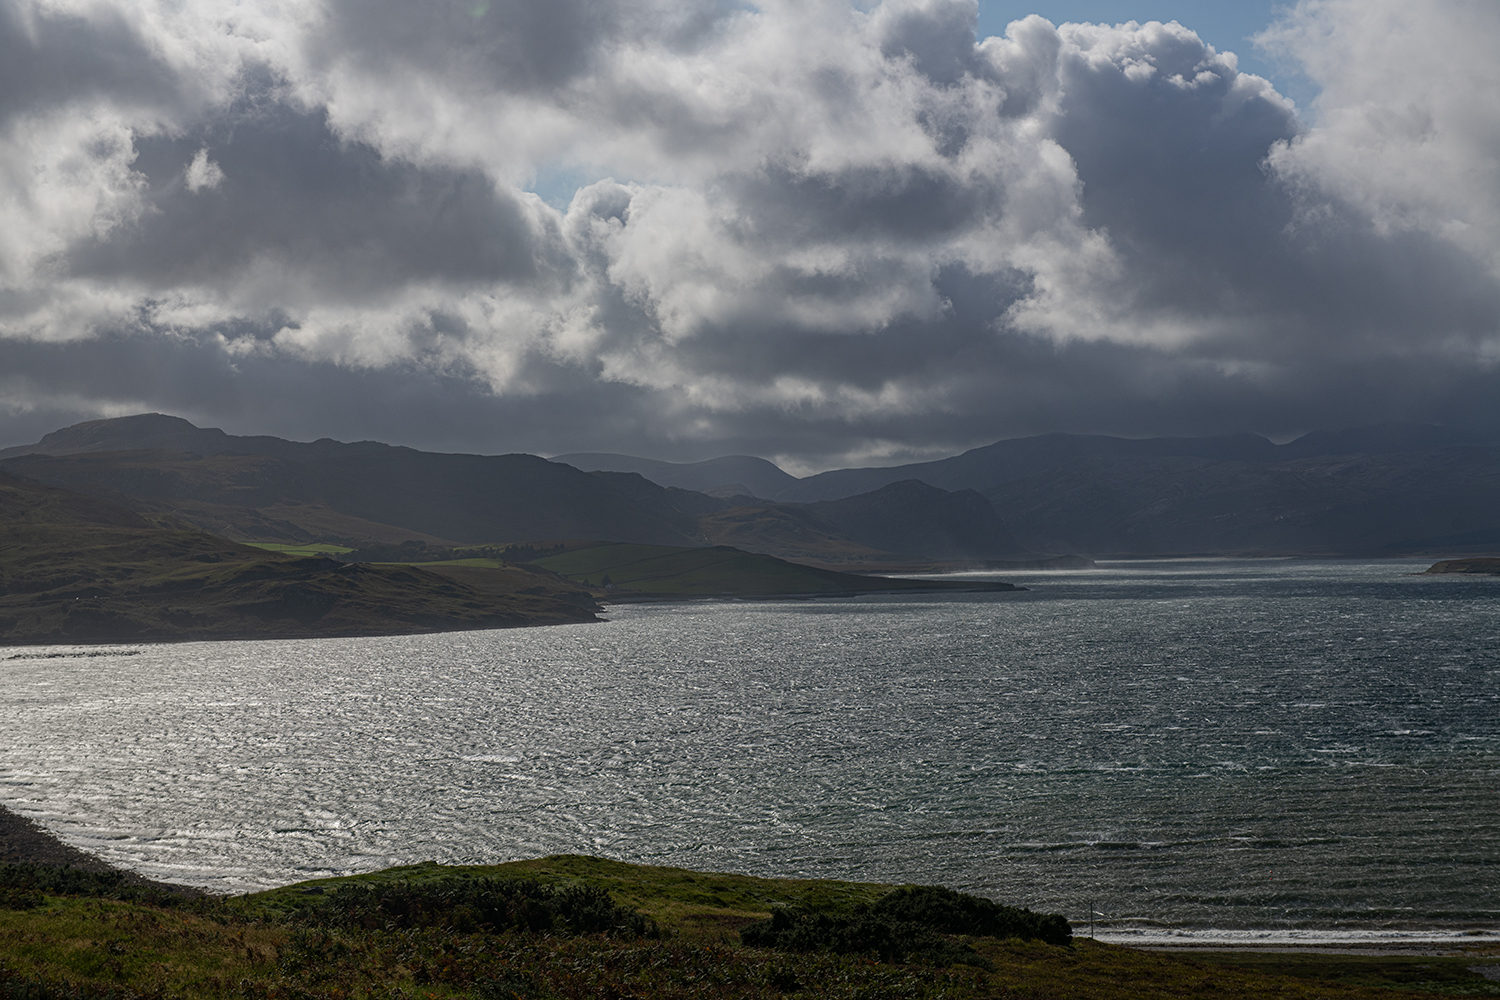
1260 0 1500 285
0 0 1496 466
183 147 223 191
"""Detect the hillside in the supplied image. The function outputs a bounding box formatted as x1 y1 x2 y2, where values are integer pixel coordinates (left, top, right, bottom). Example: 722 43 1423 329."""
982 448 1500 555
2 846 1495 1000
0 415 1027 563
1 443 704 549
761 424 1495 504
529 542 1021 597
1425 557 1500 575
0 470 601 645
804 480 1023 559
570 424 1500 557
553 451 800 499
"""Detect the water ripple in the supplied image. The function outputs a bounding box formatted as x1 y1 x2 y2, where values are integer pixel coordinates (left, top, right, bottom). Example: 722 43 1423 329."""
1 558 1496 937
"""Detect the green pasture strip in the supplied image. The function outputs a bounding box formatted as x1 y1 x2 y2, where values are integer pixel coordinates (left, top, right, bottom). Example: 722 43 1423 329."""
2 855 1482 1000
244 542 354 556
0 896 281 997
240 854 891 931
368 557 507 568
532 543 880 595
1181 950 1500 994
530 542 691 578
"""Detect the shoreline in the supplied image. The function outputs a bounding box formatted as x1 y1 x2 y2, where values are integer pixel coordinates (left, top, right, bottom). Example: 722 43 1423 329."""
1098 934 1500 956
0 800 204 899
4 801 1492 956
0 583 1023 647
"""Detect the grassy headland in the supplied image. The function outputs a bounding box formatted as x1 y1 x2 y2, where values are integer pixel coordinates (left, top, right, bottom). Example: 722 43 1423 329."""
2 469 1016 646
0 471 600 645
2 848 1496 1000
1425 557 1500 574
528 542 1021 597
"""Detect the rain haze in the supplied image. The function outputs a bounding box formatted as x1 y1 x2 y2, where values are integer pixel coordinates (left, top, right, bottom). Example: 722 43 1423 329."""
0 0 1497 472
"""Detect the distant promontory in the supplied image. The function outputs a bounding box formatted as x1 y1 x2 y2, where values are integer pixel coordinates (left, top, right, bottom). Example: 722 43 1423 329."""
1424 557 1500 575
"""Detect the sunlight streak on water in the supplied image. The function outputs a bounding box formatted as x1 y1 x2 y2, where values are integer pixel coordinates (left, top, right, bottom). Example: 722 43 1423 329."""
2 559 1496 938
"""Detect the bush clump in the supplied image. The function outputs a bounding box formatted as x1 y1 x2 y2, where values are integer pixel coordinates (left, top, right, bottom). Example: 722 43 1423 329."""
0 863 188 908
0 886 44 911
741 905 987 968
740 884 1070 967
302 876 661 939
873 885 1073 946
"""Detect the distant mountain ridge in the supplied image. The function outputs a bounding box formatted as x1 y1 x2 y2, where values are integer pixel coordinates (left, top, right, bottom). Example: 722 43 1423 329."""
556 423 1500 556
0 415 1024 563
552 452 800 500
9 414 1494 557
0 468 604 644
562 424 1495 503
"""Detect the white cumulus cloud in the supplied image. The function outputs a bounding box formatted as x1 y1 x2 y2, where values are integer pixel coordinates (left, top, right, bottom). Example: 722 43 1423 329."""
0 0 1495 465
184 147 224 191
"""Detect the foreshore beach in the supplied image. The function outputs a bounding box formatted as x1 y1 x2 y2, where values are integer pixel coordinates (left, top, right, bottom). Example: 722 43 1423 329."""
4 800 1492 959
0 800 202 899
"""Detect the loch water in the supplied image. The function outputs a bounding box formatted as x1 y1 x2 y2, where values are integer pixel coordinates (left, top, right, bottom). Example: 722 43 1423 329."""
2 558 1497 944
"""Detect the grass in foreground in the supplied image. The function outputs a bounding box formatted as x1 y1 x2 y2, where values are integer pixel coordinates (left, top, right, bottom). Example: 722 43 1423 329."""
4 855 1498 1000
1180 950 1500 995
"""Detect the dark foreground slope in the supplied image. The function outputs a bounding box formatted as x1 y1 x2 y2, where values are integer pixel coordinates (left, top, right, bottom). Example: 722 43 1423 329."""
2 819 1494 1000
0 471 600 645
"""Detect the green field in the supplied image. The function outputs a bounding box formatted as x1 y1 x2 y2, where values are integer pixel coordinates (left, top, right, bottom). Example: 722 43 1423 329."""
245 542 355 557
531 542 1014 597
370 557 508 568
3 855 1495 1000
0 473 601 645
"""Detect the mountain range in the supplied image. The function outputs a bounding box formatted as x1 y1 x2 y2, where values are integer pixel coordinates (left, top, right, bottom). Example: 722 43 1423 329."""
0 414 1023 564
0 468 604 644
4 414 1497 559
566 424 1500 556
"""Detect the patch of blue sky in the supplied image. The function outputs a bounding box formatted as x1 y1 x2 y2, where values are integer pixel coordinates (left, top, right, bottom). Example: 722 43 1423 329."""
528 1 1317 211
526 163 602 213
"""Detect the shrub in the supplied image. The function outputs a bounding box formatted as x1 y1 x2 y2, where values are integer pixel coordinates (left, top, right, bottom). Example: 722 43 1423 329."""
741 905 989 968
873 885 1072 946
740 884 1070 966
0 886 43 911
301 877 661 939
0 863 188 909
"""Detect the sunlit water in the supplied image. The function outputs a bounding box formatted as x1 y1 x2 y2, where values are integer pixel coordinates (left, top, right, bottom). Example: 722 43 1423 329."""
3 558 1497 944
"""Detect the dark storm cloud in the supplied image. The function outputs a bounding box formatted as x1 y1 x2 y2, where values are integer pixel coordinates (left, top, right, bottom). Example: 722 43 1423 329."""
879 0 997 87
319 0 612 94
0 0 1497 467
1046 20 1500 354
315 0 731 94
727 160 1008 246
66 102 569 299
0 1 181 123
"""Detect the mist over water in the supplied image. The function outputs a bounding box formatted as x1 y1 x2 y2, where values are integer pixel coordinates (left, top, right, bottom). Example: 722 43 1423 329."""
3 559 1497 943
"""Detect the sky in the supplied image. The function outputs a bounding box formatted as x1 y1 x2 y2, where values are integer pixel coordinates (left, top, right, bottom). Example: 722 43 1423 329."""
0 0 1497 472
